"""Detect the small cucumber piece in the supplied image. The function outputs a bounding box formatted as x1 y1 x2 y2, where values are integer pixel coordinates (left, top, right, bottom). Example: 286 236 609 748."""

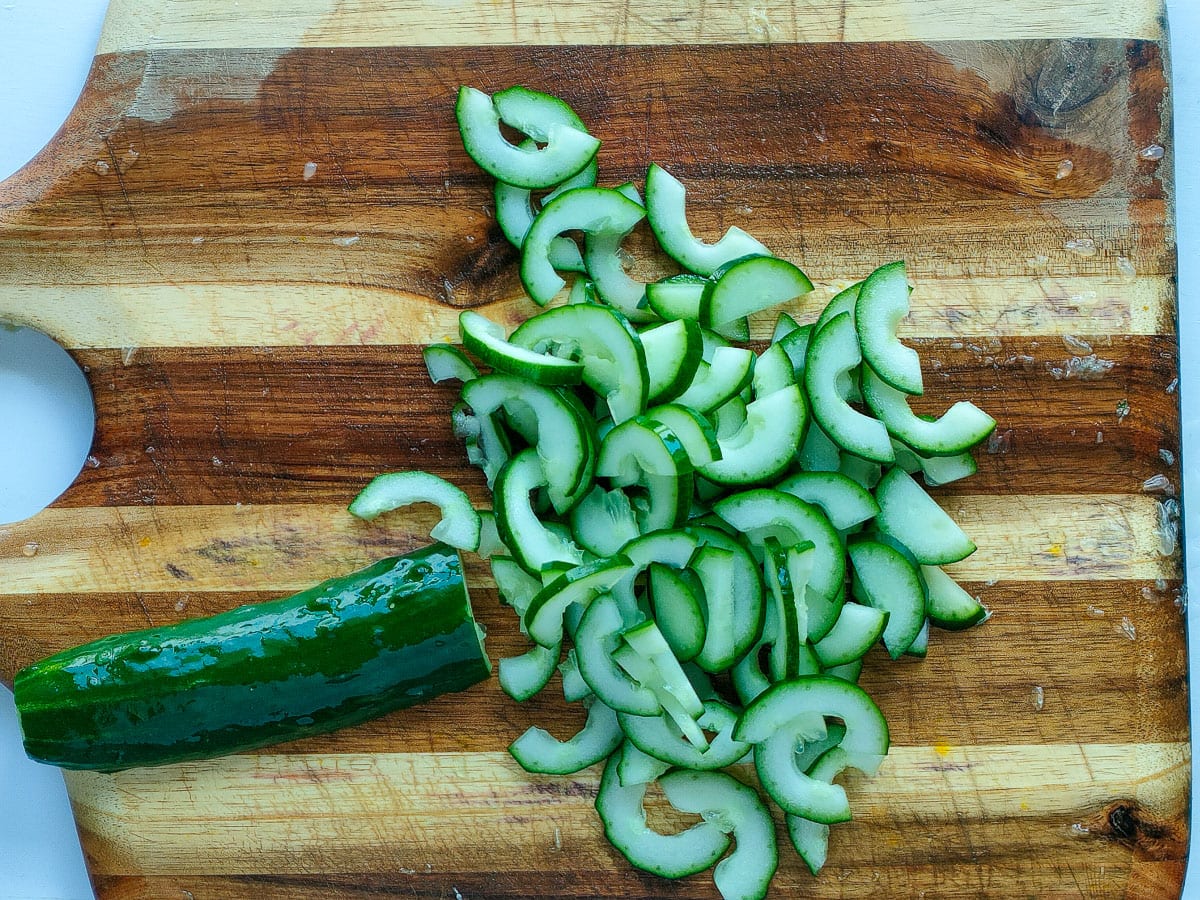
349 470 481 552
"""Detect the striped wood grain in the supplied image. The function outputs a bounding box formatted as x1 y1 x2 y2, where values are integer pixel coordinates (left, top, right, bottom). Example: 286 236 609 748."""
0 0 1183 897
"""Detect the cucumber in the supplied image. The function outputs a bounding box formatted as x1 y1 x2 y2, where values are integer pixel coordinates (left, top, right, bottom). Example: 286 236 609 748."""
855 260 923 396
874 467 976 565
15 545 490 771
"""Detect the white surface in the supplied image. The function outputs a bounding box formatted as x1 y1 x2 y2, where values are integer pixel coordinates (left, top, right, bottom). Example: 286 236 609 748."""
0 2 1197 899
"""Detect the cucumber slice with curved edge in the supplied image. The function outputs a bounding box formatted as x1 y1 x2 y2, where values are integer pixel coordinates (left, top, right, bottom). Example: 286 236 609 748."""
778 324 814 382
645 276 710 321
575 594 660 715
921 564 988 630
688 526 766 664
644 164 771 275
640 319 704 405
838 452 882 491
511 304 649 423
702 254 813 328
462 374 593 513
787 815 830 877
735 676 889 759
711 396 748 440
459 311 584 386
700 384 808 486
423 343 479 384
674 346 756 414
494 449 585 573
585 223 658 325
524 555 635 647
752 342 797 398
905 618 930 658
689 545 739 672
595 749 732 879
348 471 481 552
569 485 640 557
659 769 779 900
848 539 926 659
649 562 706 661
597 418 694 532
617 621 707 748
805 312 894 463
508 695 622 774
775 471 879 530
862 365 996 456
713 490 844 641
455 86 600 190
491 84 588 133
474 510 507 558
521 188 646 304
646 402 722 466
812 601 889 667
452 400 512 489
762 538 814 681
491 554 542 616
814 282 861 332
855 260 924 395
617 739 672 786
619 699 750 771
772 311 801 342
874 467 976 565
499 641 561 702
493 142 597 258
907 443 979 487
797 420 841 472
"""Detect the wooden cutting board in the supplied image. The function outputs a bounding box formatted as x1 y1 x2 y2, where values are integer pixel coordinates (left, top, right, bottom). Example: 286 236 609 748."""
0 1 1186 897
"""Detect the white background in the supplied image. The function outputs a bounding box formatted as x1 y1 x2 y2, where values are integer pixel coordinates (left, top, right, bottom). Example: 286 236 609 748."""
1 2 1198 899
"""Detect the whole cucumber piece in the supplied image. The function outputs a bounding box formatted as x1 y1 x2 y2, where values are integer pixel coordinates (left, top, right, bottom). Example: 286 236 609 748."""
15 543 490 772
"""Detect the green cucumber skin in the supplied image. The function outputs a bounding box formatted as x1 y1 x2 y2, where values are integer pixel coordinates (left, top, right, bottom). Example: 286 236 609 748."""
15 544 490 772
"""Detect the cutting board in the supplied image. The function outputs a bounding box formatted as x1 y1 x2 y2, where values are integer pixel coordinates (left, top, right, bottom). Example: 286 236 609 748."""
0 1 1186 897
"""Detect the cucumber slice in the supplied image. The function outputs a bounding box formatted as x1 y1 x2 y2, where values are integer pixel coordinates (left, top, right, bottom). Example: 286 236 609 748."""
649 562 706 661
797 421 842 472
521 188 645 305
713 490 844 641
585 225 659 325
348 471 481 552
595 749 732 879
641 319 704 405
762 538 815 681
921 564 988 630
575 593 660 716
597 418 694 533
688 527 766 665
837 452 882 491
735 676 890 760
491 84 588 134
569 485 639 558
702 254 813 328
787 815 830 877
674 346 756 414
805 312 894 463
659 769 779 900
645 276 710 321
862 366 996 456
616 739 672 786
778 324 814 383
874 468 976 565
559 649 591 703
524 555 635 647
509 696 622 775
455 86 599 190
752 342 797 398
855 260 924 395
824 657 864 684
905 618 930 658
689 545 738 672
617 621 707 748
510 304 648 423
459 311 584 386
474 510 508 558
619 699 750 771
775 471 879 530
772 311 801 342
645 402 722 466
491 554 542 616
644 164 771 275
711 396 748 440
423 343 479 384
494 450 585 573
814 282 861 332
912 444 978 487
811 601 889 666
462 374 594 513
498 641 561 702
848 539 926 659
700 384 808 486
451 400 511 489
493 141 597 259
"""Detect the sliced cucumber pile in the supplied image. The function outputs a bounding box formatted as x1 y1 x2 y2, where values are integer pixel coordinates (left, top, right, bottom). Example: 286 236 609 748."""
353 85 998 899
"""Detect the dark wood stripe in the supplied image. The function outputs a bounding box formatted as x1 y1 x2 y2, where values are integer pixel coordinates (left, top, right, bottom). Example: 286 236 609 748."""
2 41 1170 296
2 580 1184 746
54 335 1179 508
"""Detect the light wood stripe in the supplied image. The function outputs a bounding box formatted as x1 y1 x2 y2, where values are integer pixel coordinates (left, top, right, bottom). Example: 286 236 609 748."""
95 0 1163 55
66 742 1187 874
0 494 1176 595
0 275 1171 349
